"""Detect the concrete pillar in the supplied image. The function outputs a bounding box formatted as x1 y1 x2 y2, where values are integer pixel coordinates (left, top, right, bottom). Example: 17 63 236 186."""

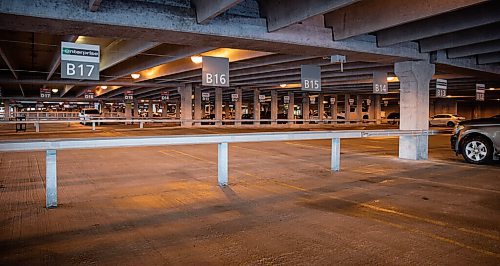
148 101 153 118
395 61 435 160
356 95 362 121
215 87 223 126
194 86 202 126
318 94 325 123
331 95 338 124
374 95 382 124
162 102 168 118
133 99 139 118
125 102 132 124
234 87 242 125
253 89 260 125
179 84 192 127
344 94 351 121
3 101 10 120
271 90 278 125
368 95 375 120
175 101 180 119
224 102 230 121
302 93 310 124
287 91 294 124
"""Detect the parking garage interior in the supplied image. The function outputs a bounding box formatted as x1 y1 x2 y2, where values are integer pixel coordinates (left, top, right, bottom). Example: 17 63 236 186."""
0 0 499 264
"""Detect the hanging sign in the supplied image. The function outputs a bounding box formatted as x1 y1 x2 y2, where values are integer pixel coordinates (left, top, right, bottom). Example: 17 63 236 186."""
384 100 389 106
373 72 388 94
231 93 239 102
301 65 321 91
161 91 170 101
61 42 100 80
348 98 354 105
202 56 229 87
283 95 290 104
84 89 95 99
259 94 266 103
124 90 134 101
476 84 485 101
366 99 371 106
202 92 210 101
330 97 336 104
309 96 316 104
436 79 447 98
40 88 51 98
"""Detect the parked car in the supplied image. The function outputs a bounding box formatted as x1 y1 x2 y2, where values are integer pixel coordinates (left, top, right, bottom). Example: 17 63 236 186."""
386 112 400 125
429 114 466 127
451 115 500 164
78 108 100 125
241 113 253 124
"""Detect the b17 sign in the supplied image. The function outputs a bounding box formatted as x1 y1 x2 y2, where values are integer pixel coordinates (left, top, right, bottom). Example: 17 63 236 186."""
373 72 388 94
301 65 321 91
124 90 134 101
202 56 229 87
40 88 51 98
436 79 447 98
61 42 100 80
476 84 485 101
84 89 95 99
161 91 169 101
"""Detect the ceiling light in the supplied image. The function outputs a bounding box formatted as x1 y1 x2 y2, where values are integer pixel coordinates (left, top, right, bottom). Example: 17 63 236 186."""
101 86 108 89
387 76 398 82
280 83 287 88
51 88 59 93
489 87 495 90
191 55 203 64
131 73 140 79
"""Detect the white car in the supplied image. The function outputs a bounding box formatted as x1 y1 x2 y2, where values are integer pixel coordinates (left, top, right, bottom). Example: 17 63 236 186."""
79 108 101 125
429 114 466 127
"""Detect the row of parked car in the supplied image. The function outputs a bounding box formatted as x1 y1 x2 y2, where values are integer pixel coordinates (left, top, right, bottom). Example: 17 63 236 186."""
386 113 466 127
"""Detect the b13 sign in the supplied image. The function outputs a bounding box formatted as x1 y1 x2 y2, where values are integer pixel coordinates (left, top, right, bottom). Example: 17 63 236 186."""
301 65 321 91
61 42 100 80
202 56 229 87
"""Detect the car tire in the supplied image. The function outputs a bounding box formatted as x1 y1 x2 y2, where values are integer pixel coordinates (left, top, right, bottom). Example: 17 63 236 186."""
447 121 455 127
461 136 493 164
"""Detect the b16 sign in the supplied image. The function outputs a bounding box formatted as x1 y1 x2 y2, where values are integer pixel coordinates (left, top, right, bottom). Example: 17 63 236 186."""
202 56 229 87
373 72 388 94
84 89 95 99
61 42 100 80
301 65 321 91
161 91 169 101
40 88 51 98
124 90 134 101
476 84 485 101
436 79 447 98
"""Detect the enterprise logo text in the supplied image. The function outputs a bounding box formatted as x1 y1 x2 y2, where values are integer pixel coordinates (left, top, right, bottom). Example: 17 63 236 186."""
63 48 99 57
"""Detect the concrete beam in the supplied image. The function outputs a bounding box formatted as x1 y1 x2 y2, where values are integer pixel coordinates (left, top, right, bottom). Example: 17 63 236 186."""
477 52 500 65
0 47 19 79
324 0 486 40
0 0 426 60
89 0 103 11
47 35 78 80
447 40 500 59
431 50 500 76
261 0 359 32
100 39 160 71
377 1 500 46
0 79 180 87
192 0 243 24
419 23 500 52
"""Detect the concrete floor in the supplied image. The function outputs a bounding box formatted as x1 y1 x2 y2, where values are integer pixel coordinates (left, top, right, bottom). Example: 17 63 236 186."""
0 126 499 265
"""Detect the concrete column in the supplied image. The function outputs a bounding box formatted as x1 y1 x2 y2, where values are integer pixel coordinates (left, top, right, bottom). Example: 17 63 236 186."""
148 101 153 117
194 86 202 126
215 87 223 126
3 101 10 120
374 95 382 124
287 92 294 124
331 95 338 124
253 89 260 125
368 95 375 120
175 101 180 119
395 61 435 160
234 87 242 125
125 102 132 124
302 93 310 124
162 102 168 118
318 94 325 123
179 84 193 127
344 94 351 121
224 103 230 121
271 90 278 125
133 99 139 118
356 95 362 121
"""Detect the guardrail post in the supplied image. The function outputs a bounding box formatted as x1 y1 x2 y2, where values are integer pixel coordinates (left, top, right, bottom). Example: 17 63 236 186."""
46 149 57 208
35 122 40 133
218 142 228 186
92 122 96 131
140 121 144 129
331 138 340 171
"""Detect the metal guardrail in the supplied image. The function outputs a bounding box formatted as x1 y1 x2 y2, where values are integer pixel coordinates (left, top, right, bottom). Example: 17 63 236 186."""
0 129 434 208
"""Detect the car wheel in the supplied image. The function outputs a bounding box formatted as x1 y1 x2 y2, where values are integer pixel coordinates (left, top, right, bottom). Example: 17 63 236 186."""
461 136 493 164
447 121 455 127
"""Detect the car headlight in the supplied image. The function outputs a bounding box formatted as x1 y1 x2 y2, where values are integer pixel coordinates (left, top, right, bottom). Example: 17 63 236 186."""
454 124 464 134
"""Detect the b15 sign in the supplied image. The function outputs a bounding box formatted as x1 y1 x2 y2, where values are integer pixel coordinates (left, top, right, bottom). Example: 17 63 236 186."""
61 42 100 80
301 65 321 91
202 56 229 87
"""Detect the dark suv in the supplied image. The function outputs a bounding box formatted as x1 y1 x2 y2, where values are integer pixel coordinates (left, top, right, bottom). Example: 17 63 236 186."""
451 115 500 164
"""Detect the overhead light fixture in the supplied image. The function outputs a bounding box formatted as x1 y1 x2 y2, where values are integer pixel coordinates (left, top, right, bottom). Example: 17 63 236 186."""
280 83 287 88
51 88 59 93
101 86 108 89
191 55 203 64
131 73 141 79
489 87 495 90
387 76 398 82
